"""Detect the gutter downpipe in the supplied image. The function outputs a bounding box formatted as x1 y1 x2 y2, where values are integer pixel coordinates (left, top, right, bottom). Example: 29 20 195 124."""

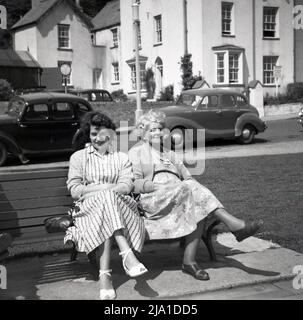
183 0 188 55
252 0 256 81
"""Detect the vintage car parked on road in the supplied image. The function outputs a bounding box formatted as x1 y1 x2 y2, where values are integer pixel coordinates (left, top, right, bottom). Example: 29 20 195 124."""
161 89 267 146
299 107 303 127
72 89 114 103
0 92 93 166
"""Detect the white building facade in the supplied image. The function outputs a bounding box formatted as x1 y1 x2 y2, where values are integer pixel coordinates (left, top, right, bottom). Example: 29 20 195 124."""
119 0 295 98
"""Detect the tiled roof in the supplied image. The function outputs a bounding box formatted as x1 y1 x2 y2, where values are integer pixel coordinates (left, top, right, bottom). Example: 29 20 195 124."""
91 0 120 31
11 0 93 31
0 50 42 68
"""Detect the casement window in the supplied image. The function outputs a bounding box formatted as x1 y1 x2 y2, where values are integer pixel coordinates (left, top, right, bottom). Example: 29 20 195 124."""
111 28 119 47
222 2 234 36
214 50 243 85
58 24 70 48
112 63 120 83
130 63 146 90
263 56 279 84
229 53 239 83
263 7 279 38
154 15 162 44
58 61 72 85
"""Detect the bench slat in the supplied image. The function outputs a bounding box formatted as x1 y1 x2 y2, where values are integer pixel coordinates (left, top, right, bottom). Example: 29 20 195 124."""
0 214 68 230
5 226 57 239
0 196 72 212
0 206 70 221
0 178 67 191
0 169 68 182
0 187 70 201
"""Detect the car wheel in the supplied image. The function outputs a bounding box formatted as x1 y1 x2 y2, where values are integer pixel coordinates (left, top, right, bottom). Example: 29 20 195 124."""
237 125 256 144
171 127 186 150
0 141 8 167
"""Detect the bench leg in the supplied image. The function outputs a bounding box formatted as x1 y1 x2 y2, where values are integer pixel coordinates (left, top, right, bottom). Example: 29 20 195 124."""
70 242 78 262
202 220 220 262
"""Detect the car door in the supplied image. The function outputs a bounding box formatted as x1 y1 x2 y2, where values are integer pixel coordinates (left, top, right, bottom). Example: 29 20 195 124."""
50 101 78 151
218 94 238 136
17 103 52 152
194 95 223 139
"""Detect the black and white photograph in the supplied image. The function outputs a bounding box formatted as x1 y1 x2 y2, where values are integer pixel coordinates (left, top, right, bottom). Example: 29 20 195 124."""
0 0 303 305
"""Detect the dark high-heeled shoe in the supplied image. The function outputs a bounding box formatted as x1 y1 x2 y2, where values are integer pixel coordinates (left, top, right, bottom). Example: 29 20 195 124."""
182 263 210 281
232 220 264 242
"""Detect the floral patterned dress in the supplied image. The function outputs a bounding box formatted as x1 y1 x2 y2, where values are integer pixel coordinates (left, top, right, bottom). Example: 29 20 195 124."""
140 150 224 240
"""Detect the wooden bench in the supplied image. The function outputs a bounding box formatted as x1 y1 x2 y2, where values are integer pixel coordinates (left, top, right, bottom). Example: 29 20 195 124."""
0 166 221 265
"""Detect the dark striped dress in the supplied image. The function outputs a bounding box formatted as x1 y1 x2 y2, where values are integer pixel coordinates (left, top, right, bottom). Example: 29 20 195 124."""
64 145 145 254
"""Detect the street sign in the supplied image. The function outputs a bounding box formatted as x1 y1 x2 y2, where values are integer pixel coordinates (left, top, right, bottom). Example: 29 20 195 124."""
60 63 71 76
273 66 282 97
273 66 282 80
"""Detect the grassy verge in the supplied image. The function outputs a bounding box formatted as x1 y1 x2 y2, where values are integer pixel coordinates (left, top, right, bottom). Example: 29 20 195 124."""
198 153 303 254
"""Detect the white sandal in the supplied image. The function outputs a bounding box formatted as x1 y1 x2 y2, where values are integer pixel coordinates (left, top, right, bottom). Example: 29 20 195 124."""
99 269 116 300
119 248 148 278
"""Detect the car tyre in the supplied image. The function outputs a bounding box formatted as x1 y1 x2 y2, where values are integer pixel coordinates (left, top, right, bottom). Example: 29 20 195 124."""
0 141 8 167
171 127 186 150
237 124 256 144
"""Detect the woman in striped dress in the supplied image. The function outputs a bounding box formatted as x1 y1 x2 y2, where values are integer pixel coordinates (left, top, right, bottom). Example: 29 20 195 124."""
65 111 147 300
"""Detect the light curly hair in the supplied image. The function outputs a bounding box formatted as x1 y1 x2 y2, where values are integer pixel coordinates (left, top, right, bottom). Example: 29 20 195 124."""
134 109 167 139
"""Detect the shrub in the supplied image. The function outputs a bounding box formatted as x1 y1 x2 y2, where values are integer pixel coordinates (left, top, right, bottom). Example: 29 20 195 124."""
111 89 128 102
0 79 13 101
180 53 203 90
159 85 174 101
287 82 303 100
145 68 156 99
264 92 296 106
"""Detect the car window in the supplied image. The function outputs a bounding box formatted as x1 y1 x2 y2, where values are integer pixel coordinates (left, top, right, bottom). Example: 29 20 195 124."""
24 104 49 121
76 102 91 118
102 92 112 102
52 102 74 120
235 95 247 106
199 96 218 109
177 94 201 107
221 95 236 108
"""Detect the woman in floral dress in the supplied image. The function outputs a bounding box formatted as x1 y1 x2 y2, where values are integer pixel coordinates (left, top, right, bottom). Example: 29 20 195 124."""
129 110 263 281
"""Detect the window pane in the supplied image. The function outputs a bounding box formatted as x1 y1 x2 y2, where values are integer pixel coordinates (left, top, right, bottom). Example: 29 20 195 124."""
263 56 278 84
24 104 48 121
58 24 70 48
53 102 74 120
221 95 235 108
263 7 277 38
217 53 225 83
222 2 233 35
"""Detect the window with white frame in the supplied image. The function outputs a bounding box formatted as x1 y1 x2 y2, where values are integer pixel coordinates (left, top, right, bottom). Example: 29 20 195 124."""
222 2 234 36
58 24 70 48
229 54 239 83
263 56 278 84
217 53 225 83
58 61 72 85
112 63 120 83
130 63 146 90
111 28 119 47
154 15 162 44
263 7 278 38
215 50 243 85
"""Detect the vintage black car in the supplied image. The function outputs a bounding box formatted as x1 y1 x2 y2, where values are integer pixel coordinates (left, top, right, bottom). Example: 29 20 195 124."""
0 92 93 166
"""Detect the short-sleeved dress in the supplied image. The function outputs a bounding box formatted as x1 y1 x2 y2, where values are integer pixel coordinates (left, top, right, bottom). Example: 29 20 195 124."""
64 145 145 254
140 148 224 240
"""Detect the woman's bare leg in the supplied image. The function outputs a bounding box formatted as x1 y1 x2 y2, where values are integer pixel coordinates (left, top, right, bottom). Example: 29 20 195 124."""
213 208 245 232
113 230 143 270
95 238 113 290
183 220 205 265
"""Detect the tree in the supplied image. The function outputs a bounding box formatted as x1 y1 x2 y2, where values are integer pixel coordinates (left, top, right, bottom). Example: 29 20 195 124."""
180 53 203 90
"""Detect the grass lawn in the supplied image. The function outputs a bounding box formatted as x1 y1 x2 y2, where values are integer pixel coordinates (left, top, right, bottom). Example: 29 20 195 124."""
197 153 303 254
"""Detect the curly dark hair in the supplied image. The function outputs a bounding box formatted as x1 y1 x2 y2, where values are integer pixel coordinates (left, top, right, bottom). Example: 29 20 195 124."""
72 111 116 151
